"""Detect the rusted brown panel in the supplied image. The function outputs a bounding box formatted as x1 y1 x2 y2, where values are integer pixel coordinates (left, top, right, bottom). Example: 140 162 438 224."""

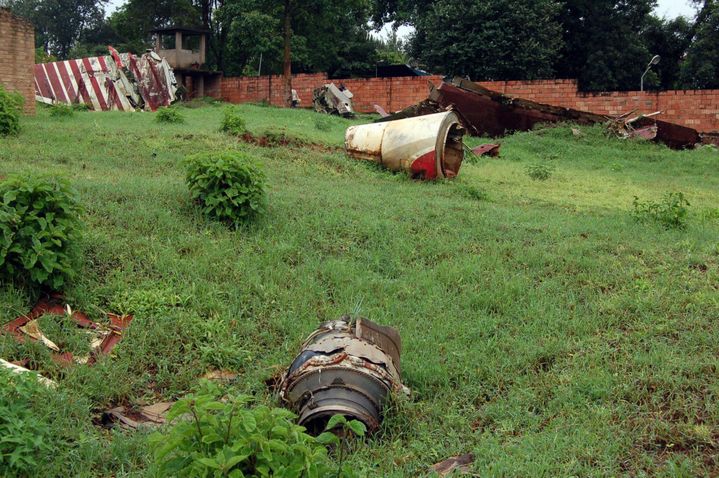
635 117 700 149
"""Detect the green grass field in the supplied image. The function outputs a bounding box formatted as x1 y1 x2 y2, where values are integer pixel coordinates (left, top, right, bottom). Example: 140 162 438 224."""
1 102 718 477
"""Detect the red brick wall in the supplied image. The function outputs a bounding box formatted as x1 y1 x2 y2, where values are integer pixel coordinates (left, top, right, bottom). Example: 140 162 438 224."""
477 79 719 133
0 8 36 114
221 75 719 133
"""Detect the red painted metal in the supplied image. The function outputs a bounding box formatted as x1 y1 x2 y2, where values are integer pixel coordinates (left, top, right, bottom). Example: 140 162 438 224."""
34 47 177 111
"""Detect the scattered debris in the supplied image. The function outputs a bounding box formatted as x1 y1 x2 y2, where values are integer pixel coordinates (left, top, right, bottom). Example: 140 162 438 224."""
381 77 700 150
430 454 475 476
291 89 301 108
2 293 133 366
279 317 406 434
34 46 178 112
471 143 501 157
374 104 389 117
571 127 583 137
103 402 173 429
201 370 238 382
0 358 57 388
345 111 466 180
313 83 355 117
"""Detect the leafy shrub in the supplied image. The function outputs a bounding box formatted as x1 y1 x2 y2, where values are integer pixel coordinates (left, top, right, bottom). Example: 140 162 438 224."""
0 369 54 476
456 183 489 201
0 84 24 136
316 415 367 478
220 107 247 136
49 104 74 117
72 103 91 112
156 107 185 124
314 115 332 131
185 151 266 226
150 383 333 477
632 192 690 229
526 163 554 181
0 174 83 289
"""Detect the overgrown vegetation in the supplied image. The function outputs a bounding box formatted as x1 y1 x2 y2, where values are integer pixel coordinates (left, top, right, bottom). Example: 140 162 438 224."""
150 382 333 477
633 191 691 229
0 85 23 136
525 162 554 181
0 107 718 477
219 107 247 136
155 107 185 124
49 104 75 118
184 150 266 226
0 174 83 289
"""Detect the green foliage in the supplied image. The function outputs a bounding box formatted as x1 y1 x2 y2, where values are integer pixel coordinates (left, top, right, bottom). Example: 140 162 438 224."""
0 369 54 477
150 382 332 477
0 174 83 289
633 192 690 229
0 84 24 136
156 107 185 124
526 163 554 181
680 2 719 89
410 0 562 80
316 415 367 478
184 151 266 226
49 104 75 118
220 107 247 136
72 103 91 112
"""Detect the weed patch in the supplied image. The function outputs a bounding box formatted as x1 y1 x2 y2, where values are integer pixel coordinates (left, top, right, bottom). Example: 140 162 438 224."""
0 84 23 136
526 162 554 180
219 107 247 136
49 104 75 118
633 192 690 229
155 107 185 124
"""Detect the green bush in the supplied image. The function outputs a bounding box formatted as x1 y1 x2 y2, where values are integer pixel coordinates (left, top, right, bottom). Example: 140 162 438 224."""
49 104 74 118
72 103 91 112
149 383 333 477
314 115 332 131
220 107 247 136
526 163 554 181
0 174 83 289
0 369 55 476
185 151 266 226
633 192 690 229
0 84 24 136
156 107 185 124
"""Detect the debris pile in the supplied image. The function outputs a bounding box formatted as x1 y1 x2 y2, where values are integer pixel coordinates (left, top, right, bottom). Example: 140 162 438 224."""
2 293 133 366
378 77 700 150
313 83 355 117
34 46 178 112
279 317 406 433
345 111 466 180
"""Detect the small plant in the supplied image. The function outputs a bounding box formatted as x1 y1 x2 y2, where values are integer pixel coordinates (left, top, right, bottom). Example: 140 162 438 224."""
632 192 690 229
184 151 266 226
0 173 83 289
0 369 54 476
0 84 24 136
314 115 333 131
49 103 75 118
526 163 554 181
156 107 185 124
456 183 489 201
149 382 333 477
316 415 367 478
72 103 91 112
220 107 247 136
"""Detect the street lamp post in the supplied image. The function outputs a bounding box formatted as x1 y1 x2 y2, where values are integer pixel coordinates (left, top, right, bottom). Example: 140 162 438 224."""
641 55 661 92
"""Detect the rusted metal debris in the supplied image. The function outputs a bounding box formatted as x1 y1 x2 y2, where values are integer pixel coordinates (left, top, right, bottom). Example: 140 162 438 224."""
34 46 177 112
2 293 133 366
381 77 700 149
345 111 466 180
430 454 475 476
279 317 407 434
472 143 501 157
103 402 173 429
313 83 355 117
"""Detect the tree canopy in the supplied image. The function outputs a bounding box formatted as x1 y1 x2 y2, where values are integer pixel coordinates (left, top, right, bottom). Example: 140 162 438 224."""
4 0 718 92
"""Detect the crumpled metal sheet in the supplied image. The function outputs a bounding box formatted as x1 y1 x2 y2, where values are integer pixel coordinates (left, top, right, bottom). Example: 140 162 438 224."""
313 83 355 117
34 46 177 112
279 317 406 433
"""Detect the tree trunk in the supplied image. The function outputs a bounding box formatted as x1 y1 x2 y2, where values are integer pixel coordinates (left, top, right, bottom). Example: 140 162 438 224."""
282 0 292 107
